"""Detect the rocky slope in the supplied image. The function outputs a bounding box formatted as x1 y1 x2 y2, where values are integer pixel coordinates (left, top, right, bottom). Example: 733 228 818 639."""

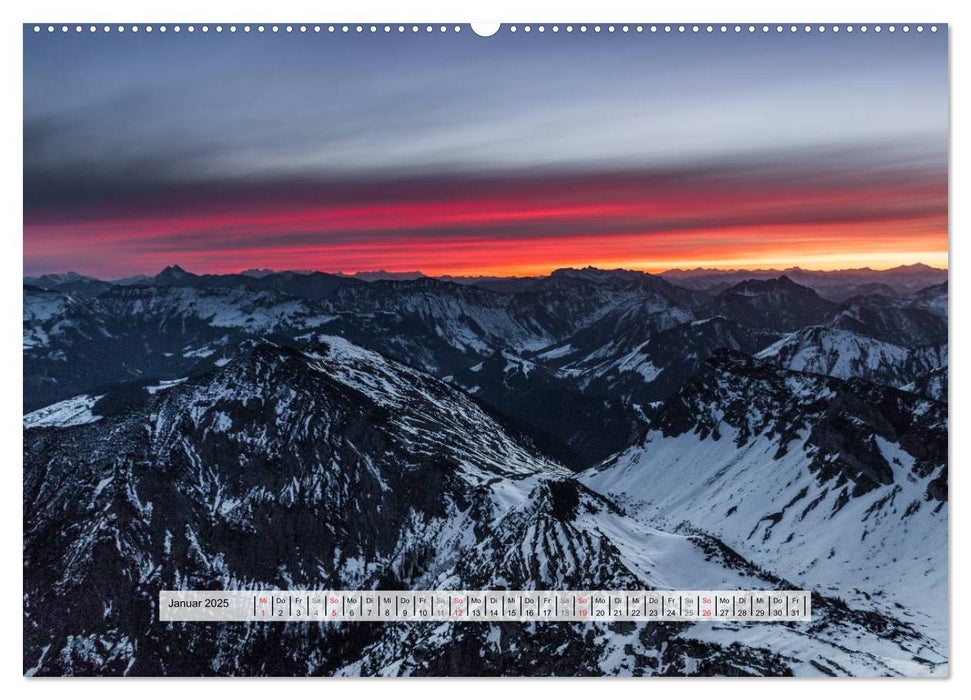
582 351 948 648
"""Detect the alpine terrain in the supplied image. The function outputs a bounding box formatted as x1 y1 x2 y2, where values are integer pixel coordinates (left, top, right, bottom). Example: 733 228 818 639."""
23 265 948 676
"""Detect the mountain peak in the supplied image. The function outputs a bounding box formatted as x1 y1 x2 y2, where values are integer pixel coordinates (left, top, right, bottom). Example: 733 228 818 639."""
888 262 943 274
208 335 567 483
703 276 835 332
724 275 810 294
239 268 276 278
154 264 194 283
550 266 649 282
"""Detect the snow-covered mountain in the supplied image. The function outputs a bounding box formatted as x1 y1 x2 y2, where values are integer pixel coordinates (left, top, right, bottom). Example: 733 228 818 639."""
758 329 946 400
582 351 947 650
23 337 557 674
322 269 707 371
911 281 949 318
23 272 113 299
830 292 947 344
24 280 316 348
903 366 948 403
319 277 563 372
24 266 949 459
24 272 702 468
538 312 779 405
24 338 944 676
23 284 338 410
756 288 948 400
22 264 949 676
23 393 103 429
24 271 92 287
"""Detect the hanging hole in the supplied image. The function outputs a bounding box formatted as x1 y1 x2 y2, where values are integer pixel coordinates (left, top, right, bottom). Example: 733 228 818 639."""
471 23 500 37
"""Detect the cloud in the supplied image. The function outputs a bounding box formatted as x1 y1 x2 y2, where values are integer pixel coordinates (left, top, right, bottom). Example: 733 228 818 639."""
24 142 946 277
22 28 947 277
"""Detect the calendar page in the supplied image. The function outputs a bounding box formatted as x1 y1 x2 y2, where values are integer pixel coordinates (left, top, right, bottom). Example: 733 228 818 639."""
22 22 947 677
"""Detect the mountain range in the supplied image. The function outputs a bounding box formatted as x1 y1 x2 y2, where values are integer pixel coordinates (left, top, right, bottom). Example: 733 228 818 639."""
658 263 947 301
23 264 948 676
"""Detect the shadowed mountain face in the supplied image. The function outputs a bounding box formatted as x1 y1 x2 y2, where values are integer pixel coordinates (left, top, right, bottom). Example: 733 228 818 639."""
449 349 645 468
699 276 838 332
23 266 948 676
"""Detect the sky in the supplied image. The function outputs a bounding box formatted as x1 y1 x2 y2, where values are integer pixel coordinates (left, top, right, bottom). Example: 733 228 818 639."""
23 25 948 278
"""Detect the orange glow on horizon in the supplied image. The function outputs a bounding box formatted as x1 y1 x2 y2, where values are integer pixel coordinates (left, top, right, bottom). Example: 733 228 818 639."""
108 219 944 279
23 220 947 279
23 172 948 279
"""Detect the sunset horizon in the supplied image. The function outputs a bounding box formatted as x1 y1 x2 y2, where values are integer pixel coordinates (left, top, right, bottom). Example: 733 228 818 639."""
24 256 950 281
23 163 947 278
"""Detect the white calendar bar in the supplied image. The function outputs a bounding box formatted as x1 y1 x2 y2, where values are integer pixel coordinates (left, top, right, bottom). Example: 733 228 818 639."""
160 590 811 622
